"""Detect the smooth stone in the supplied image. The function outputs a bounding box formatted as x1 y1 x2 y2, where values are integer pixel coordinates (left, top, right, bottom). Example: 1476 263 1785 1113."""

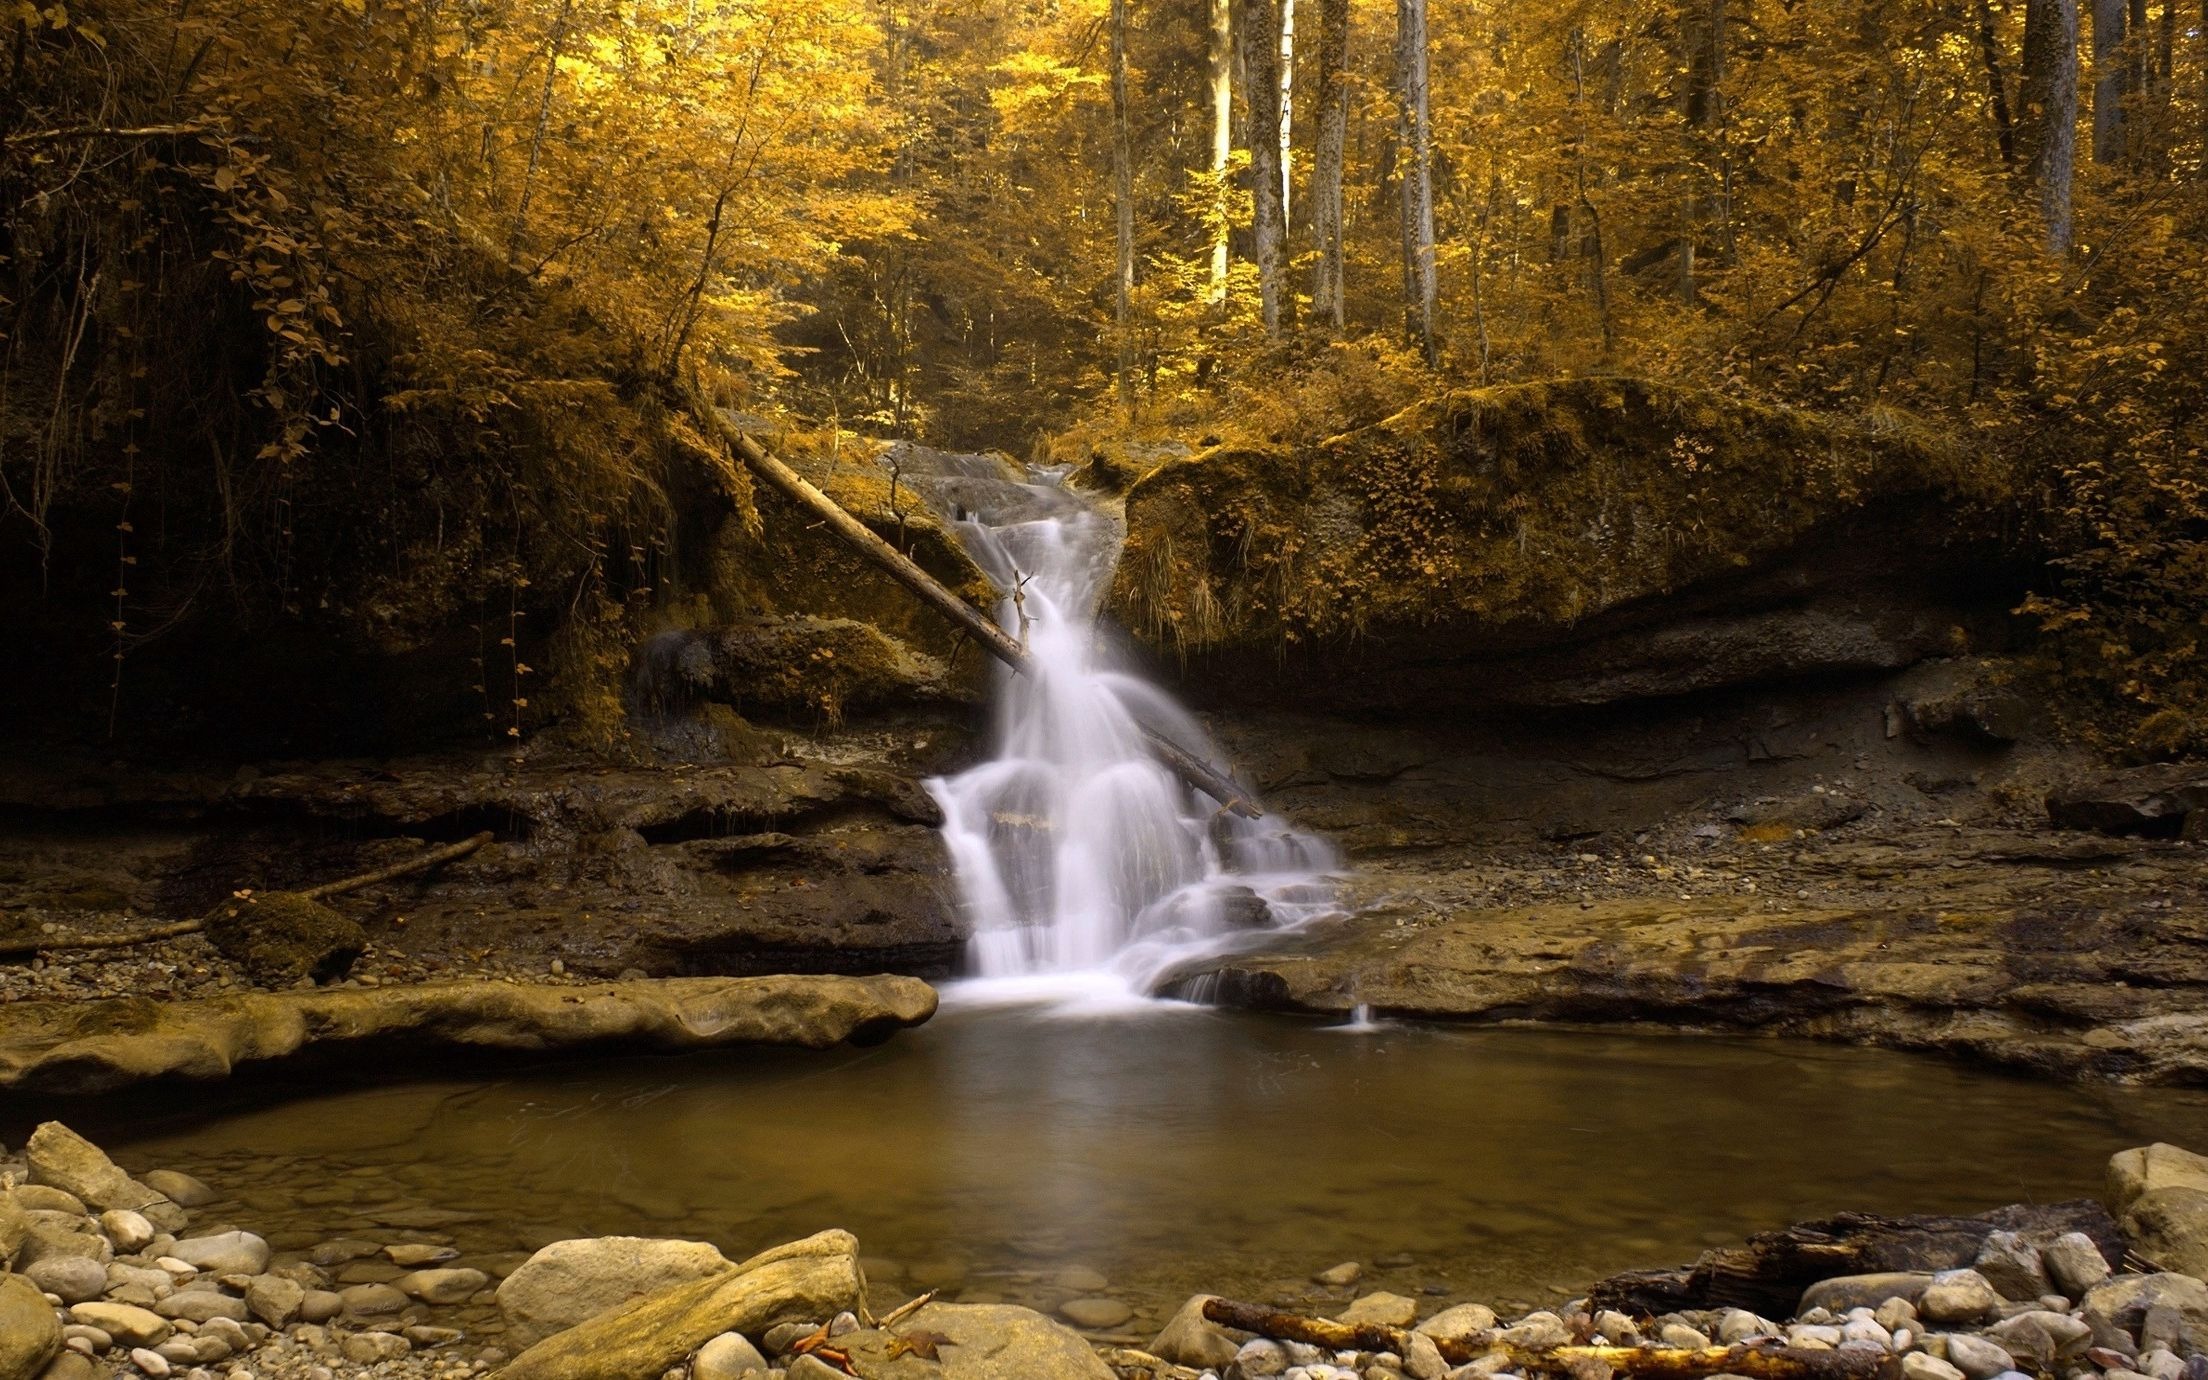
100 1212 156 1255
496 1236 731 1349
1841 1319 1891 1348
1718 1310 1773 1345
1148 1294 1240 1370
2042 1233 2114 1300
691 1332 769 1380
1240 1339 1293 1377
1790 1325 1845 1347
153 1293 248 1324
1876 1299 1921 1332
1418 1304 1500 1342
1315 1263 1365 1288
23 1126 183 1232
1052 1266 1109 1293
128 1347 170 1378
2111 1145 2208 1219
1945 1334 2016 1379
785 1357 842 1380
138 1174 215 1210
39 1353 98 1380
383 1244 459 1268
337 1283 408 1317
1660 1324 1713 1349
20 1223 109 1269
26 1256 108 1305
395 1268 489 1305
1058 1296 1133 1330
1921 1271 2003 1325
243 1278 303 1330
878 1301 1117 1379
339 1334 410 1364
296 1291 342 1325
1802 1274 1936 1316
1341 1294 1419 1329
67 1302 171 1348
401 1325 462 1347
13 1186 89 1215
1403 1333 1449 1380
1974 1233 2053 1303
1 1273 65 1380
306 1240 382 1268
1501 1313 1570 1351
167 1235 269 1277
1903 1355 1966 1380
60 1326 111 1356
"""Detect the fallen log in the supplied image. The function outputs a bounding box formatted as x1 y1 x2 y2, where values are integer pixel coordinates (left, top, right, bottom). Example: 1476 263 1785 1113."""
0 831 493 960
697 401 1260 819
1198 1299 1899 1380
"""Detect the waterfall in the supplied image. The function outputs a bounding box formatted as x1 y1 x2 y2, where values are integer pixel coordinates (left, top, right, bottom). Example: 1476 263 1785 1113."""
904 447 1338 1002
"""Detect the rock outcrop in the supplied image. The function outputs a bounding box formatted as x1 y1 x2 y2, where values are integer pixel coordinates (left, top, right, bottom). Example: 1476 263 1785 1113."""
0 974 937 1094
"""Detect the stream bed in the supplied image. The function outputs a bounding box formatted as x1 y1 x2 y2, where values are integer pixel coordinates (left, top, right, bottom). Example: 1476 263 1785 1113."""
55 1002 2208 1341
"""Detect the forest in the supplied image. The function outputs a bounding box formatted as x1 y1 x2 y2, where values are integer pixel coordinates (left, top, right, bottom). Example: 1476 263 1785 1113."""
1 0 2203 755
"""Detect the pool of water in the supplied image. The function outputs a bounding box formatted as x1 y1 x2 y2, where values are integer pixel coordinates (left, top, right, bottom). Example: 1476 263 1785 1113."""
62 1002 2208 1339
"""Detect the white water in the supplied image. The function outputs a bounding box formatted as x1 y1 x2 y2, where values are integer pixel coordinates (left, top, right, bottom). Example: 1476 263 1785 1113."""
910 451 1338 1006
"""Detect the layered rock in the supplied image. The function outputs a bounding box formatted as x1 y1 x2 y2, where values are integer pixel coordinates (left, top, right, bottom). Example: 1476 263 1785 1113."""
0 974 937 1094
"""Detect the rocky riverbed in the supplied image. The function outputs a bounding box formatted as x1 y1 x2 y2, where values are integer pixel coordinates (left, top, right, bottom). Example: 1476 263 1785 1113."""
10 1123 2208 1380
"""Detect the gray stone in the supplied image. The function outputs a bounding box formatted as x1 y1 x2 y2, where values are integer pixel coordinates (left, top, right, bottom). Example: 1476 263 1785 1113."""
1717 1311 1773 1345
1801 1274 1935 1316
1403 1333 1449 1380
339 1334 410 1364
66 1303 171 1348
1237 1339 1292 1378
1789 1324 1844 1348
337 1283 408 1317
1315 1263 1366 1288
876 1302 1116 1379
785 1357 842 1380
394 1267 488 1305
1500 1314 1571 1351
166 1235 268 1277
1341 1294 1419 1328
2043 1234 2114 1300
496 1236 730 1349
138 1174 215 1210
2084 1274 2208 1343
23 1126 183 1232
691 1332 768 1380
129 1347 171 1378
296 1290 342 1324
1876 1299 1920 1333
1148 1295 1240 1370
19 1221 109 1269
1945 1334 2017 1379
1660 1324 1713 1349
99 1211 156 1255
1903 1355 1965 1380
26 1256 108 1305
1 1272 64 1380
2111 1146 2208 1220
243 1277 303 1330
1058 1296 1132 1330
152 1292 248 1324
1974 1233 2054 1302
2125 1189 2208 1281
1419 1304 1500 1343
2144 1304 2192 1356
1921 1271 2003 1325
60 1325 110 1356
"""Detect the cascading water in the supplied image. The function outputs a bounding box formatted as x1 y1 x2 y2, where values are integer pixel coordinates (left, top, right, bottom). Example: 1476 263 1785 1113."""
902 446 1339 1002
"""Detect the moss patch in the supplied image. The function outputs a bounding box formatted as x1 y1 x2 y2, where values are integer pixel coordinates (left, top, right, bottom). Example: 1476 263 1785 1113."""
200 891 367 987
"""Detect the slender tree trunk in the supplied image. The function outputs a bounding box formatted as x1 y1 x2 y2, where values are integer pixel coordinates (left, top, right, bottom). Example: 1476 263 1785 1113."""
1241 0 1289 334
508 0 576 263
1309 0 1349 327
2092 0 2126 162
1208 0 1232 310
1279 0 1296 225
1395 0 1437 362
2020 0 2080 253
1976 0 2020 168
1111 0 1136 408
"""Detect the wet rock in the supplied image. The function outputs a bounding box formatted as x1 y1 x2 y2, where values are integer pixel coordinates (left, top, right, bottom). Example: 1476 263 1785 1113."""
1316 1263 1366 1288
2123 1191 2208 1280
1417 1304 1499 1342
1147 1294 1240 1370
500 1229 864 1380
339 1334 410 1364
66 1302 170 1348
23 1125 185 1232
337 1283 407 1318
98 1211 155 1255
498 1236 732 1348
26 1256 107 1305
0 975 938 1096
1341 1294 1419 1328
297 1290 342 1324
137 1173 214 1210
1944 1334 2016 1379
167 1233 268 1276
243 1276 303 1329
691 1332 768 1380
199 892 365 987
785 1356 843 1380
382 1244 457 1268
1 1272 64 1380
882 1301 1116 1379
12 1187 87 1215
152 1291 246 1324
1057 1297 1132 1330
2042 1233 2115 1300
39 1352 97 1380
1500 1313 1571 1350
2112 1146 2208 1218
1402 1332 1449 1380
1973 1233 2052 1302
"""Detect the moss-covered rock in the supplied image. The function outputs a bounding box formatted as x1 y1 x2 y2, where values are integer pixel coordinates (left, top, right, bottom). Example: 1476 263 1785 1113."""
200 891 367 986
1110 377 2010 706
635 616 968 727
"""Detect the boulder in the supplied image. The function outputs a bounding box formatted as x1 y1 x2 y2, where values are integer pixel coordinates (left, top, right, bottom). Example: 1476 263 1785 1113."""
2112 1146 2208 1219
0 1273 63 1380
837 1303 1117 1380
2124 1190 2208 1280
64 1302 170 1348
498 1237 732 1348
1417 1303 1499 1342
166 1231 268 1276
198 891 366 986
2048 768 2208 840
23 1125 184 1231
2043 1232 2116 1299
499 1229 865 1380
1147 1294 1240 1370
0 975 938 1096
243 1275 304 1329
24 1257 106 1305
2083 1274 2208 1345
1973 1232 2053 1302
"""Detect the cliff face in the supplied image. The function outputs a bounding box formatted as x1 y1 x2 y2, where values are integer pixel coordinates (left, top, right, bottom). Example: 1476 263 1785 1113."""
1108 377 2025 713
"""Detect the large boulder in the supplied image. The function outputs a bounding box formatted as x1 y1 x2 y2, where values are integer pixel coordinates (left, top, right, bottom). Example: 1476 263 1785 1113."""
498 1237 734 1348
2049 767 2208 840
2110 1144 2208 1218
24 1124 185 1231
499 1230 865 1380
2121 1190 2208 1279
0 975 938 1095
0 1272 62 1380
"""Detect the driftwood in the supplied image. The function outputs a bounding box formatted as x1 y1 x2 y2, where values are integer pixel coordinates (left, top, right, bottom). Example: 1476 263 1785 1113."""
1198 1299 1897 1380
0 831 493 960
697 402 1261 820
1587 1202 2122 1319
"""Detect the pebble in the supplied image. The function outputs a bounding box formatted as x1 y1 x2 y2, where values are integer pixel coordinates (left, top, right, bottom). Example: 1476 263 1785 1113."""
1945 1333 2017 1379
1315 1262 1366 1287
1060 1295 1134 1329
132 1347 174 1378
692 1331 768 1380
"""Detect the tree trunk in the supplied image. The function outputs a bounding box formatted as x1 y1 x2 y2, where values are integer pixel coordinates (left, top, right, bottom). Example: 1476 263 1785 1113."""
1279 0 1296 225
1241 0 1290 334
2092 0 2126 163
1309 0 1350 327
1394 0 1437 362
2020 0 2080 253
1976 0 2020 168
1110 0 1136 409
508 0 576 263
1209 0 1233 310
